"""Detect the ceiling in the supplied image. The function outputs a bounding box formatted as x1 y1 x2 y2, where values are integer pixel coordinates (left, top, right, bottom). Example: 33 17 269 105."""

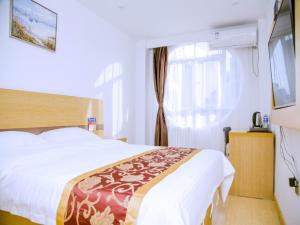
77 0 270 40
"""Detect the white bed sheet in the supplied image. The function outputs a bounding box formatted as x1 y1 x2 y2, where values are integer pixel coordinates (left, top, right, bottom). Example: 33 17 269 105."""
0 140 234 225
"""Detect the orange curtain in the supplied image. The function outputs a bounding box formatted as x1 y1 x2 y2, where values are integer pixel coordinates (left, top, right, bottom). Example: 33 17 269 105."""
153 47 168 146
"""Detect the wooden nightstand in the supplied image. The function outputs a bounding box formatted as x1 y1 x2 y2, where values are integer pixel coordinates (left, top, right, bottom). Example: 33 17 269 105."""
229 132 274 199
101 136 128 142
93 130 127 143
93 130 104 137
116 137 127 142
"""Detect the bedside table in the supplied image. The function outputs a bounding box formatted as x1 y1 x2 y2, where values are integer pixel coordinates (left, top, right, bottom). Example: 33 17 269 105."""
116 137 127 142
100 136 127 143
93 130 104 137
93 130 127 143
229 132 274 199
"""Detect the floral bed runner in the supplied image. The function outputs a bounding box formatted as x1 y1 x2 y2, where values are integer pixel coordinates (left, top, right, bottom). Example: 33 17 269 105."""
56 147 200 225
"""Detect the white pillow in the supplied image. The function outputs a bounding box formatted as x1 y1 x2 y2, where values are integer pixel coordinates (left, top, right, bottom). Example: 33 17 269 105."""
0 131 48 149
39 127 101 143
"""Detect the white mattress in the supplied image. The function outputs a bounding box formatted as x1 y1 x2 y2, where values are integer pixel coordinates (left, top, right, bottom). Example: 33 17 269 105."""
0 139 234 225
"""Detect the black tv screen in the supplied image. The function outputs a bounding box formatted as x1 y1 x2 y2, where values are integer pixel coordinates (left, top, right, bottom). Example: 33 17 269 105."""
268 0 296 109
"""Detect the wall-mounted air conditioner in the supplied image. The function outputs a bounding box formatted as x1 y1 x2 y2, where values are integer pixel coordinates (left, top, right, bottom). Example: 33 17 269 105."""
209 24 257 49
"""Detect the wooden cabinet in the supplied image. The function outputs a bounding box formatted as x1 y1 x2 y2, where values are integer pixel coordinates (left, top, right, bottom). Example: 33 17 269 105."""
229 132 274 200
116 137 128 142
94 130 104 137
94 131 128 143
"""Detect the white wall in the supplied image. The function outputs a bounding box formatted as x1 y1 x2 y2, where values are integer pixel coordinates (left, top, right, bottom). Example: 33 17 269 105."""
258 1 300 224
274 126 300 225
134 40 147 144
0 0 135 142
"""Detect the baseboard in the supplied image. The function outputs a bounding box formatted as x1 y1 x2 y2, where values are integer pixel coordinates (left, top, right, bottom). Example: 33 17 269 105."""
274 195 286 225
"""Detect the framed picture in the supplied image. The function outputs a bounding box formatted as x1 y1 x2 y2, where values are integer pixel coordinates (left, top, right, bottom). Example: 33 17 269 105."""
10 0 57 51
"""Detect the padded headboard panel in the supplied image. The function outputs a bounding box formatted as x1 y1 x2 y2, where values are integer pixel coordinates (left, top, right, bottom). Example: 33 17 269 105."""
0 88 103 134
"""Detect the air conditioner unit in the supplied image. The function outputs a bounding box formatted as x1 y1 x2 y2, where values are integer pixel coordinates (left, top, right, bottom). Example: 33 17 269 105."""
209 24 257 49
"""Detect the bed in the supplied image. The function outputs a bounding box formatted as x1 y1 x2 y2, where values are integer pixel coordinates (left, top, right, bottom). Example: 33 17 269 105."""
0 89 235 225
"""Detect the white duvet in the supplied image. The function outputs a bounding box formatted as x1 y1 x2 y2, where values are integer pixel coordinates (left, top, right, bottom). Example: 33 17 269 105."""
0 140 234 225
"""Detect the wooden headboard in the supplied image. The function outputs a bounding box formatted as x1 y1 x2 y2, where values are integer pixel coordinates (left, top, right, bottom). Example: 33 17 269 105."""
0 88 104 135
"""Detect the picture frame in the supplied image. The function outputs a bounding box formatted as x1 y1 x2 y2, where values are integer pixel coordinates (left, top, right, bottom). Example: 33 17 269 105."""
10 0 58 51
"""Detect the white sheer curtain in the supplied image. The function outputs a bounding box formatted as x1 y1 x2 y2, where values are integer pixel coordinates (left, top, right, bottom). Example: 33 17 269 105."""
146 42 260 151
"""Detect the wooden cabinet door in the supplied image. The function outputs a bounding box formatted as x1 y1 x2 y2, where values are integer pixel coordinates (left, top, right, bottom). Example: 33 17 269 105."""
229 133 274 199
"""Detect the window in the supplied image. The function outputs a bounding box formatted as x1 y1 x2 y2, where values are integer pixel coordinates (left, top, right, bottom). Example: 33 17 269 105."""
164 42 240 129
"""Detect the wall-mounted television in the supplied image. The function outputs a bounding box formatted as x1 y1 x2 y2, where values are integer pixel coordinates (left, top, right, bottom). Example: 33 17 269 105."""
268 0 296 109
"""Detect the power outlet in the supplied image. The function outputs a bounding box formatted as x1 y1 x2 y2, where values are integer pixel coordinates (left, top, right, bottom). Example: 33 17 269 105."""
289 177 299 196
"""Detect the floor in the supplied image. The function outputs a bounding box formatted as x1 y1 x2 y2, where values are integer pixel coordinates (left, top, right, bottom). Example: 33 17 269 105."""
212 195 282 225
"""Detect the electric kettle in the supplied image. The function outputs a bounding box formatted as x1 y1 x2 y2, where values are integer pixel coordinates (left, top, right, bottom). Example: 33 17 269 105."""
252 112 262 127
